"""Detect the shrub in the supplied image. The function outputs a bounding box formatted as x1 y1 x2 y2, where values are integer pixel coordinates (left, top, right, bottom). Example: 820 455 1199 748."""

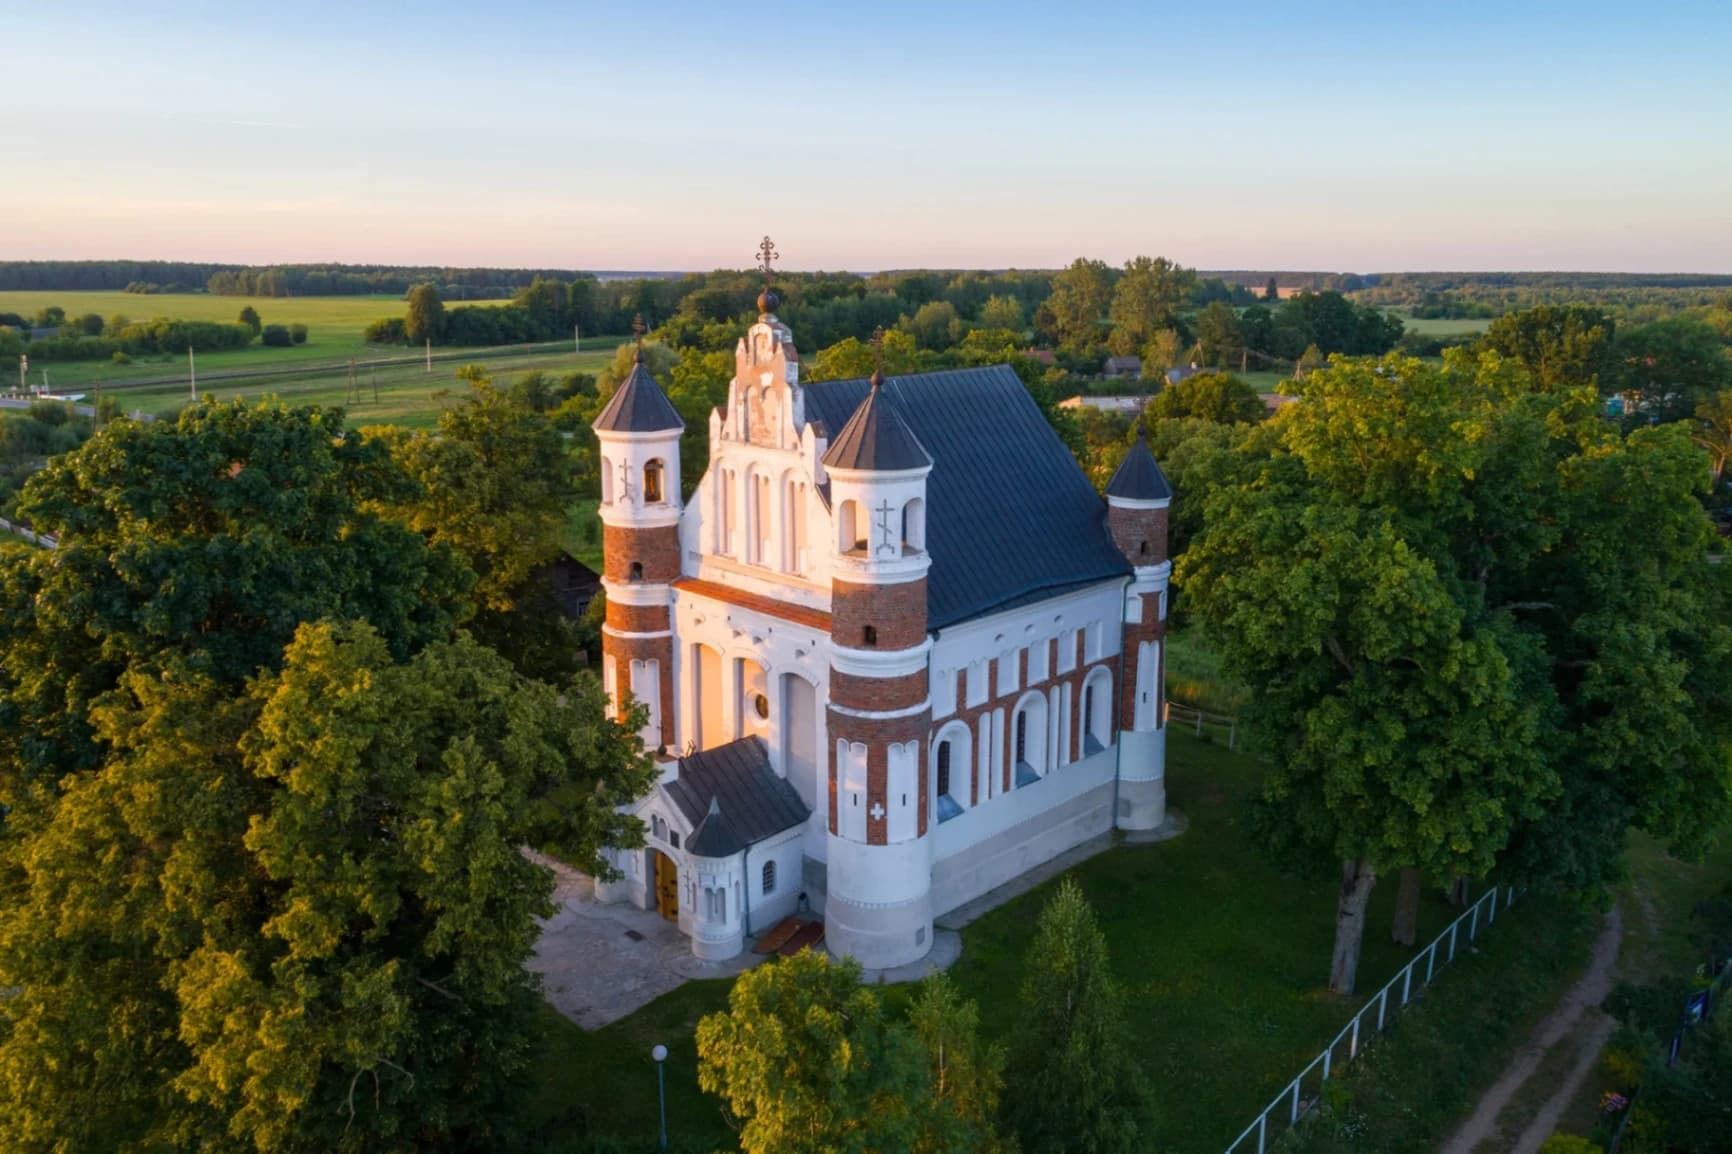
260 325 293 347
1539 1134 1602 1154
111 351 131 365
288 323 308 345
364 317 407 344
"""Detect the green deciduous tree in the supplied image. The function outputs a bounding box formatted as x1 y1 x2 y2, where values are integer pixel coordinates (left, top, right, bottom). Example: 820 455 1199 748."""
1195 301 1243 367
697 951 928 1154
1041 258 1115 353
1178 351 1732 993
1479 304 1617 391
238 305 262 335
1695 390 1732 488
978 293 1025 333
903 300 963 351
1004 879 1153 1154
1147 370 1264 425
1108 256 1195 358
1614 316 1732 426
405 282 446 345
909 974 1009 1154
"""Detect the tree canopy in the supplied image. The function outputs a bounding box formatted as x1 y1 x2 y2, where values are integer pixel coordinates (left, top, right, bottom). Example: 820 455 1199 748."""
1178 350 1732 991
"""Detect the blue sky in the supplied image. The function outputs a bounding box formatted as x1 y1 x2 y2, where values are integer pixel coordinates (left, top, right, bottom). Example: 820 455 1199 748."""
5 0 1729 272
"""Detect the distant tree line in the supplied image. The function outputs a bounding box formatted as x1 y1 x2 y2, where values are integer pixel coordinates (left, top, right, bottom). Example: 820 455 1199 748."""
0 260 598 299
0 304 306 364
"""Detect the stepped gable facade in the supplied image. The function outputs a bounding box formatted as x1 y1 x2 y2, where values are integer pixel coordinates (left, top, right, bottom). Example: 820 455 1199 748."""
590 287 1173 968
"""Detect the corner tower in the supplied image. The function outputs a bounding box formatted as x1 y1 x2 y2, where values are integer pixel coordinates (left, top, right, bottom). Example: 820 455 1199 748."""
820 371 936 969
1106 427 1172 830
593 338 684 755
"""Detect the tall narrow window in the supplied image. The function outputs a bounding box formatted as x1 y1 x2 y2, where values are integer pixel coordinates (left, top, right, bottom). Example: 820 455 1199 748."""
1015 711 1028 766
862 625 878 647
629 561 643 581
643 459 664 504
937 740 952 799
1084 685 1095 737
761 859 777 895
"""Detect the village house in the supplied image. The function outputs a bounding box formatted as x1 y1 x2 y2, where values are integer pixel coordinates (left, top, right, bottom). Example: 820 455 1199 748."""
587 286 1173 970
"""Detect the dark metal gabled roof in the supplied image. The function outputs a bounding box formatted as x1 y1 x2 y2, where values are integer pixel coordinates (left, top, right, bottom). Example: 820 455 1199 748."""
806 365 1131 629
1106 429 1173 501
821 375 932 472
592 355 684 434
665 737 807 858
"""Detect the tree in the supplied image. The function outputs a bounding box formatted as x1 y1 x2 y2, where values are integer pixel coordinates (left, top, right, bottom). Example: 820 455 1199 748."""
697 951 927 1154
1004 879 1152 1154
1146 370 1264 425
1614 317 1732 426
238 305 262 335
806 330 921 383
1142 329 1183 380
1695 390 1732 488
405 282 446 345
1195 301 1243 367
0 400 661 1150
289 323 308 345
1264 276 1279 301
373 369 581 679
1178 352 1732 993
978 293 1024 333
34 305 65 328
903 300 962 351
908 974 1009 1154
260 323 292 346
1040 258 1114 352
1108 255 1195 357
1479 304 1617 391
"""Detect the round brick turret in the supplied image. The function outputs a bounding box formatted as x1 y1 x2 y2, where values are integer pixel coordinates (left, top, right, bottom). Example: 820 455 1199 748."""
1105 427 1172 831
593 352 684 755
820 374 938 969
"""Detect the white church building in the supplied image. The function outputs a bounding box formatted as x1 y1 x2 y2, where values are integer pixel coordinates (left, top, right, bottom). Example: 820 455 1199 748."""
588 286 1173 970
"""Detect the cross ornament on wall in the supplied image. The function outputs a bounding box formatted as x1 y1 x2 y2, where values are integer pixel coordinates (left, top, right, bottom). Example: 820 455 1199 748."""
869 801 886 821
873 499 898 556
618 458 637 506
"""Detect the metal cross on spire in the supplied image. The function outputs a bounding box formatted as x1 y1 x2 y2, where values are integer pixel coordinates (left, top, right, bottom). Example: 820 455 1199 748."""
756 235 779 279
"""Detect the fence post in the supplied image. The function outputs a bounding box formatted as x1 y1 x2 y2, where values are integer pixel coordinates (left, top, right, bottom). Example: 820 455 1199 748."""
1448 922 1459 963
1426 940 1438 983
1401 962 1414 1006
1196 711 1204 737
1290 1077 1301 1123
1489 888 1498 925
1377 985 1389 1032
1322 1046 1332 1082
1257 1111 1266 1154
1350 1013 1361 1059
1469 902 1481 942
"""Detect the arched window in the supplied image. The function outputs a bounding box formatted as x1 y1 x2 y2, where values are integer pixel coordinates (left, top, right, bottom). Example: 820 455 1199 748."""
838 499 866 553
902 497 925 552
629 561 643 581
761 859 777 895
1139 540 1149 556
600 455 614 504
936 740 952 799
1013 693 1048 786
652 814 666 841
932 722 973 821
862 625 878 647
1083 667 1114 755
643 458 664 504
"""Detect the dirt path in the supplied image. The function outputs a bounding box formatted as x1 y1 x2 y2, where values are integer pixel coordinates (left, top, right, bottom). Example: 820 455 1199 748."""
1438 905 1624 1154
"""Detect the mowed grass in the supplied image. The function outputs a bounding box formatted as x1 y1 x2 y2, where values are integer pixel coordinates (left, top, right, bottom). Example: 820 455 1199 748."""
109 345 626 431
527 731 1474 1154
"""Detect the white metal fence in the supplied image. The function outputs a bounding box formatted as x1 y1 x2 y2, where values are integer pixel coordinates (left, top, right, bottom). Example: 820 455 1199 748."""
1165 701 1239 750
1223 884 1517 1154
0 516 56 549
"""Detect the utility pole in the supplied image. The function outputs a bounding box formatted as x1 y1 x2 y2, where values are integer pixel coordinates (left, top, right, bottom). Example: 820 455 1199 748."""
574 323 580 353
425 338 431 374
17 354 24 395
189 346 197 400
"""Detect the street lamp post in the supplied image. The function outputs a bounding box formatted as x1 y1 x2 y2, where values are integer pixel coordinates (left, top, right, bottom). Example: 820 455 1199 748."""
652 1043 669 1152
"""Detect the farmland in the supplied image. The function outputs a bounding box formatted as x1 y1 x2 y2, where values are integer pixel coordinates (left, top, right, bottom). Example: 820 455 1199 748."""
1 290 628 428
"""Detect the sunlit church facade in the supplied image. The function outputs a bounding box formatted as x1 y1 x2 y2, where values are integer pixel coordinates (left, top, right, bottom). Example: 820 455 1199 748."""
588 286 1173 970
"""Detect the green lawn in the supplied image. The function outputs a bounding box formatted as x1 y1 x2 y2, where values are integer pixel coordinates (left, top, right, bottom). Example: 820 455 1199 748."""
1165 623 1250 715
528 732 1482 1153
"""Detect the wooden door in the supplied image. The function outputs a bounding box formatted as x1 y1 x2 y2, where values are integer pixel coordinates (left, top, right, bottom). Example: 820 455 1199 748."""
653 851 679 921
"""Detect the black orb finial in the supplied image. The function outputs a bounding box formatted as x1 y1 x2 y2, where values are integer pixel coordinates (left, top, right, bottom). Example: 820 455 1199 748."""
757 286 781 316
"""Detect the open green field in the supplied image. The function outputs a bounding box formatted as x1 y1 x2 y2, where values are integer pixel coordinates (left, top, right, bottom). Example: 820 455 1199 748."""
528 731 1480 1153
1392 311 1493 337
110 345 627 431
0 291 627 408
